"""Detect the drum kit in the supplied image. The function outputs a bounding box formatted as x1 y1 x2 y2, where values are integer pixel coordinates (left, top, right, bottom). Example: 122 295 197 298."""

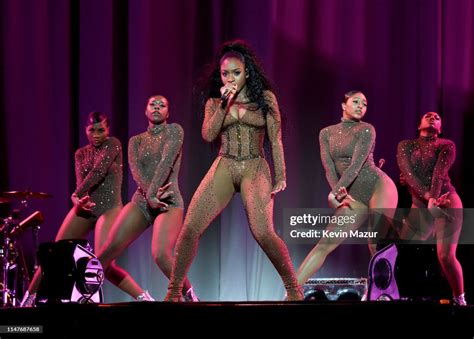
0 190 52 307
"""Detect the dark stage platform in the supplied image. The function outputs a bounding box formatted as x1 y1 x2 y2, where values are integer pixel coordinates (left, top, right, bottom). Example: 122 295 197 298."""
1 301 473 338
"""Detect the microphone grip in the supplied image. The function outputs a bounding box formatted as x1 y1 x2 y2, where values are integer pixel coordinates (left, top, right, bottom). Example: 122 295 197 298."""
220 90 230 101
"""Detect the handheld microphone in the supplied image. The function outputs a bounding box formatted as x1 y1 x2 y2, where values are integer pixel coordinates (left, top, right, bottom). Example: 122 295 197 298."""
221 88 231 101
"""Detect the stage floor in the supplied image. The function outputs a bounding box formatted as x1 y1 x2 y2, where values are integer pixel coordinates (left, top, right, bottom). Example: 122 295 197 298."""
1 301 473 338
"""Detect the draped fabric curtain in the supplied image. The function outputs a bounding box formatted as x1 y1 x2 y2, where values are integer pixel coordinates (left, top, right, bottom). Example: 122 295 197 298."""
1 0 473 301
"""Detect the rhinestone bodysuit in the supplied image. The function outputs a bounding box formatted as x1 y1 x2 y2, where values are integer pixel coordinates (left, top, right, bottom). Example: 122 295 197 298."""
319 119 390 205
74 136 123 218
128 123 184 224
166 91 302 301
397 135 456 205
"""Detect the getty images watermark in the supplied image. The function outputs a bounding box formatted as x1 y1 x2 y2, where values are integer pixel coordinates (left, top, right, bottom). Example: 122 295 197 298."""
283 208 474 245
283 209 377 244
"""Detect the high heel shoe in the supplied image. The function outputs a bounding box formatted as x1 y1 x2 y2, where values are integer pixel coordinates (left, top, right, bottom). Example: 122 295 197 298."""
136 290 155 301
183 287 200 302
453 293 467 306
20 291 36 307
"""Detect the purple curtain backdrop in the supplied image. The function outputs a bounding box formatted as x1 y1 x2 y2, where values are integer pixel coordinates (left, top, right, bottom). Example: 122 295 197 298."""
1 0 473 301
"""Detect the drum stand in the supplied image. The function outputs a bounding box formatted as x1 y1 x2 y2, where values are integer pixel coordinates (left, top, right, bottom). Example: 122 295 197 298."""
0 216 20 307
0 192 49 307
0 210 42 307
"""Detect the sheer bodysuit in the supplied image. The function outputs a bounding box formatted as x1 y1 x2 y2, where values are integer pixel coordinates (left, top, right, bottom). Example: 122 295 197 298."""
167 91 301 299
319 119 391 205
128 123 184 224
74 136 123 219
397 136 456 206
397 136 461 239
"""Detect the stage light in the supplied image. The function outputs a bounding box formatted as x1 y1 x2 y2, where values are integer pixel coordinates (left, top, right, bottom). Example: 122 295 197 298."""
304 278 367 301
304 288 328 301
71 245 104 303
336 288 361 301
367 243 399 301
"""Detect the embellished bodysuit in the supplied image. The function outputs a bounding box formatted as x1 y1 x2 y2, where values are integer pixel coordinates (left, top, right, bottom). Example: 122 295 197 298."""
74 137 123 218
319 119 389 205
397 136 456 206
205 92 286 189
167 91 302 300
128 123 184 224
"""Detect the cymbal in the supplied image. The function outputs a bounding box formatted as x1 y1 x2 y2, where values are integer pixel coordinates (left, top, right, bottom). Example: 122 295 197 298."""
0 190 53 199
0 197 9 203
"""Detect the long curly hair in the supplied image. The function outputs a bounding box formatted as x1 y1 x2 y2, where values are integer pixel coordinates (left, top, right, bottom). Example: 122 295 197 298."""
197 39 274 117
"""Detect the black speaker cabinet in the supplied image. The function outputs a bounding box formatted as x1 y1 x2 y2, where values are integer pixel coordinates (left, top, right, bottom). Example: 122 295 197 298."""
368 243 450 301
36 239 104 304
